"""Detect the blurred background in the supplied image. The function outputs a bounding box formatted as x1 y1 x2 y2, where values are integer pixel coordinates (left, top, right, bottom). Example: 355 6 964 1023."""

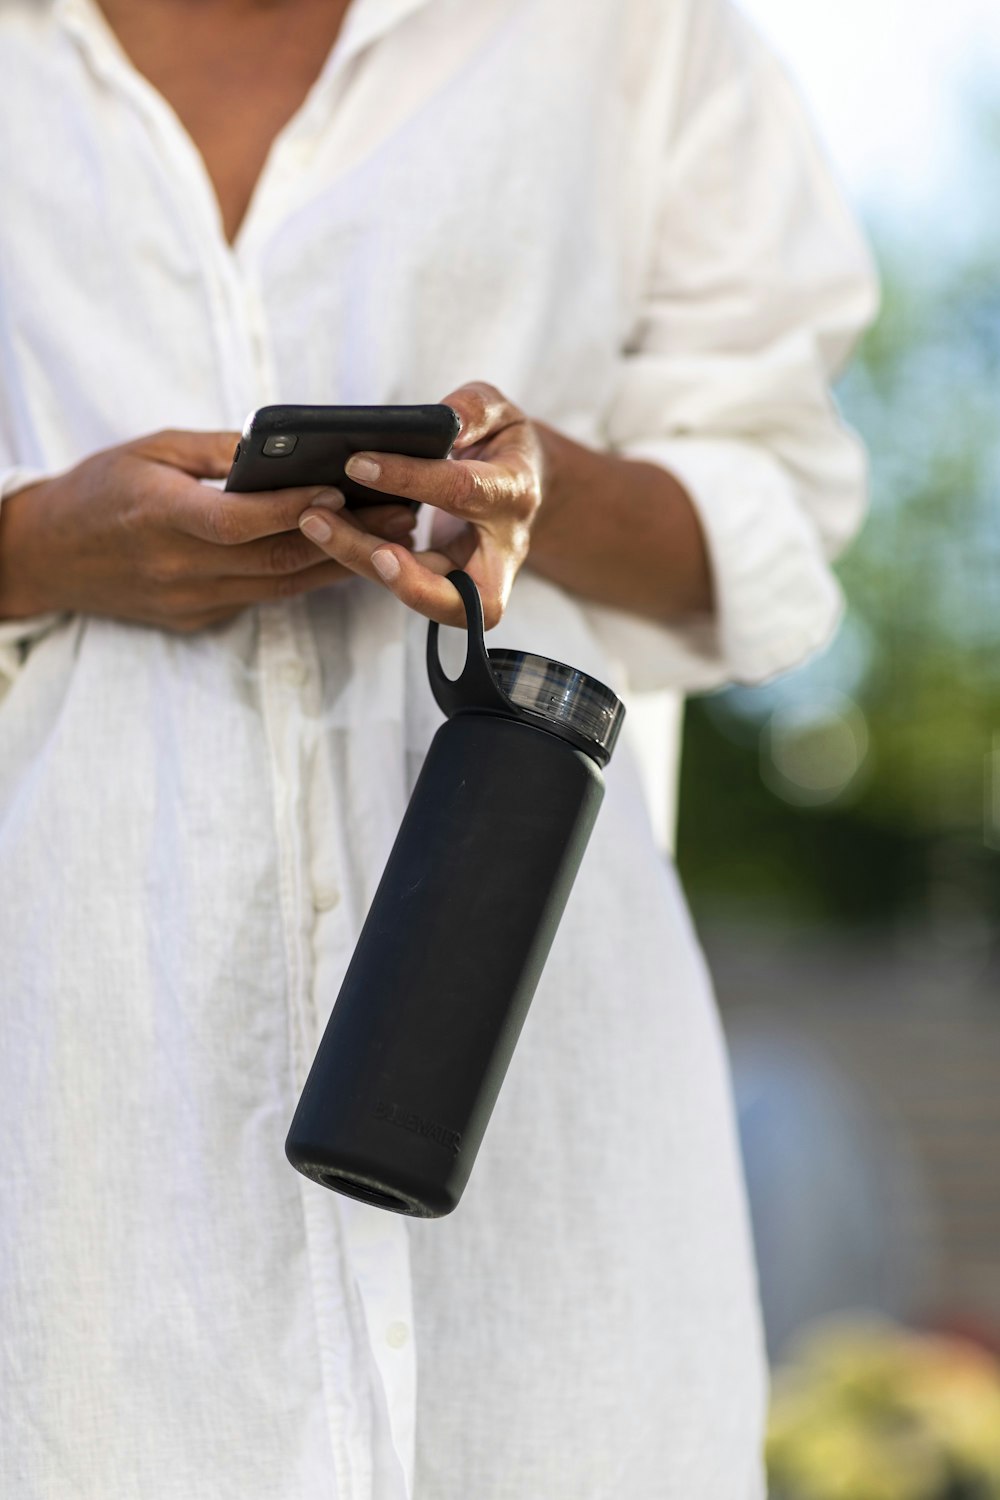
678 3 1000 1493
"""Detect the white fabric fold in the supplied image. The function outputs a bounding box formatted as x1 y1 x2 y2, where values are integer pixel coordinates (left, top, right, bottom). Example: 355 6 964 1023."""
585 0 877 695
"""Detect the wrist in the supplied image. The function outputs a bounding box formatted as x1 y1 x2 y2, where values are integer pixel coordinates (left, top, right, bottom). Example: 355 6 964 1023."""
524 421 715 622
0 481 58 620
531 421 597 562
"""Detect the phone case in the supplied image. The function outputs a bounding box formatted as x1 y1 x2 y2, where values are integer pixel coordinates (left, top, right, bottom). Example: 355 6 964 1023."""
225 404 461 510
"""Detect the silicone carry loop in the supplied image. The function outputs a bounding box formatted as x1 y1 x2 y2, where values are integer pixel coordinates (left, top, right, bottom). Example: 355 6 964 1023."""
426 570 518 721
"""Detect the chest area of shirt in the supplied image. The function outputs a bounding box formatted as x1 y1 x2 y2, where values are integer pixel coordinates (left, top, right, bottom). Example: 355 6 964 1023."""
1 0 645 443
95 0 356 245
7 1 631 263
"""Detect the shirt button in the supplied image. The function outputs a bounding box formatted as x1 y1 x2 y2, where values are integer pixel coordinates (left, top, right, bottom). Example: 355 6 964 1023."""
279 659 307 688
313 882 341 913
385 1321 410 1350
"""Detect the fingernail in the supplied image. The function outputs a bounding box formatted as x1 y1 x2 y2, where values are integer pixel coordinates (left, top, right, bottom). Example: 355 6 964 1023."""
383 513 414 536
372 548 400 583
300 514 331 543
313 487 345 511
346 455 381 483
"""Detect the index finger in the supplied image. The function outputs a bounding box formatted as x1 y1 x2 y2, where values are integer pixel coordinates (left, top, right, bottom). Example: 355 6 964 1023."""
169 481 345 546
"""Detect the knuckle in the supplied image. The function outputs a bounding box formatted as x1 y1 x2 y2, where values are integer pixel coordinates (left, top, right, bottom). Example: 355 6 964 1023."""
461 392 491 437
142 549 184 589
163 585 201 616
116 474 157 524
467 381 498 417
268 533 309 574
507 459 540 520
137 429 183 464
150 592 196 630
444 464 476 512
480 589 505 631
519 477 542 522
468 389 490 424
205 501 242 546
272 569 313 600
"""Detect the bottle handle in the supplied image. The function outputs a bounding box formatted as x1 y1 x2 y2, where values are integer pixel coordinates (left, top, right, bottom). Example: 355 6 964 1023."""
426 571 518 720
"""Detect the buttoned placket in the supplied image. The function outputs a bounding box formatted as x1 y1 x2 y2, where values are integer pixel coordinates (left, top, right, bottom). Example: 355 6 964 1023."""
53 5 424 1494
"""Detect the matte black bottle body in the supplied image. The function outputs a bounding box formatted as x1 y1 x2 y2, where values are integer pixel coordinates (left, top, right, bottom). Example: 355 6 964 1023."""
285 710 604 1217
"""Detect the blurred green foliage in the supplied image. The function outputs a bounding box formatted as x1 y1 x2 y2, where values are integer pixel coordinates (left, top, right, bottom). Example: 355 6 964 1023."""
677 121 1000 931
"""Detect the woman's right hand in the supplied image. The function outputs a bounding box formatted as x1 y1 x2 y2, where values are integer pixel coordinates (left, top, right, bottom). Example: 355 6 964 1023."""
0 428 416 632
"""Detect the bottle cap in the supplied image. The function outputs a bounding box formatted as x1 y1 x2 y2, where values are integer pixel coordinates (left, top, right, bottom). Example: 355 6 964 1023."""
427 571 625 767
487 650 624 766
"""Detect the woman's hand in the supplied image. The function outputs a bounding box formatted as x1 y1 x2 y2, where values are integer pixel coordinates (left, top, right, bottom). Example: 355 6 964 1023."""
0 429 417 632
297 383 546 628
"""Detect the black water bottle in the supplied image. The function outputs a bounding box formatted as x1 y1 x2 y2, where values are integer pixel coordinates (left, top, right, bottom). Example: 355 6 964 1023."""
285 570 625 1217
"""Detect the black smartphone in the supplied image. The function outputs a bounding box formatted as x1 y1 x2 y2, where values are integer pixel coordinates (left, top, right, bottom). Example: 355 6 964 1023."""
225 404 461 510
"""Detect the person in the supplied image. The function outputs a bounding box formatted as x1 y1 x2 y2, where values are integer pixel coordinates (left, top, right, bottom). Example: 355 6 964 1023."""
0 0 877 1495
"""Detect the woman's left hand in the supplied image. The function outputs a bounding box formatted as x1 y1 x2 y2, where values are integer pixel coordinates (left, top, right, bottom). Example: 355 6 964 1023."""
297 382 546 628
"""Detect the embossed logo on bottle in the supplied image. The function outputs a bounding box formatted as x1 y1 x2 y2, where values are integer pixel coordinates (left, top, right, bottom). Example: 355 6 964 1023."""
373 1099 462 1157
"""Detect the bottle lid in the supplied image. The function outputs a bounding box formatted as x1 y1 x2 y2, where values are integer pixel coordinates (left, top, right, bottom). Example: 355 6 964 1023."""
427 571 626 767
487 650 625 766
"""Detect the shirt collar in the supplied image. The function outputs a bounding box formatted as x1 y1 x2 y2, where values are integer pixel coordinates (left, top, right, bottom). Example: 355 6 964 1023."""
54 0 438 66
52 0 440 136
334 0 438 67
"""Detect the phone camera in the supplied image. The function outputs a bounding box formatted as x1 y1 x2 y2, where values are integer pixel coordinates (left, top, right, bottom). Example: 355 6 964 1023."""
262 434 298 457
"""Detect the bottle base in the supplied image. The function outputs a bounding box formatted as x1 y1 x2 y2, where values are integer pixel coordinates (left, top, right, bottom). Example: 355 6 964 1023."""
316 1168 416 1215
286 1140 457 1218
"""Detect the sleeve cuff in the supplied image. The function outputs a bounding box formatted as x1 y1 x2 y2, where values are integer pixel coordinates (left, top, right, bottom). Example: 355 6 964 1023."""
580 435 845 694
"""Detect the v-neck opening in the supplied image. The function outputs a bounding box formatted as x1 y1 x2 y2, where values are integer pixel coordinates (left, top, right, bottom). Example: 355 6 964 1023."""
56 0 436 258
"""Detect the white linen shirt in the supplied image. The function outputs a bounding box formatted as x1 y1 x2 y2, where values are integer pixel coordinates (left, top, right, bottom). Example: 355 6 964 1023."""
0 1 876 1497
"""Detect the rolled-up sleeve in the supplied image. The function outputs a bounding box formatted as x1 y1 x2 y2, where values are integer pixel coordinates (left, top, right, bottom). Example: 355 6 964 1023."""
586 0 879 693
